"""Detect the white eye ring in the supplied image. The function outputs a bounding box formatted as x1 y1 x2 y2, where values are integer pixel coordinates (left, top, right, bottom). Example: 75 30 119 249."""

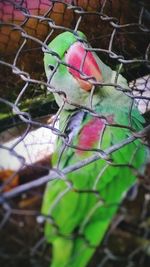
48 65 55 71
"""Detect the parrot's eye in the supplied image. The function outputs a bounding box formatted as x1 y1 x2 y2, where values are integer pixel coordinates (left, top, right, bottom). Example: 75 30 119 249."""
48 65 54 71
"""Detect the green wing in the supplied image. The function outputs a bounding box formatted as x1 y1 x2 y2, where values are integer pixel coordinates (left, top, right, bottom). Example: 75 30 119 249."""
41 104 146 267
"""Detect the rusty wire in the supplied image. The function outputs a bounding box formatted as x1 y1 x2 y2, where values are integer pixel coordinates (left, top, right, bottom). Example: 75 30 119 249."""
0 1 150 267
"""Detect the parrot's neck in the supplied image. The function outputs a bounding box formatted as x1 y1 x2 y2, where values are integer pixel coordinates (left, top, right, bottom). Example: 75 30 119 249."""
61 88 131 112
92 86 131 109
92 68 132 108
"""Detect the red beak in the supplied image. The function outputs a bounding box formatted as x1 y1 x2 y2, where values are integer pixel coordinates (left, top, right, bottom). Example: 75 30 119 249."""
65 42 103 91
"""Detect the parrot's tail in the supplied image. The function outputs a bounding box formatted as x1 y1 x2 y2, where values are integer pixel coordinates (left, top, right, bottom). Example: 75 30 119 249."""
50 236 96 267
50 218 111 267
50 237 73 267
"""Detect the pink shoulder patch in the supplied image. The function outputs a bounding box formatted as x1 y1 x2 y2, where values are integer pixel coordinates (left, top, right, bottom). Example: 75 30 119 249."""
76 117 105 155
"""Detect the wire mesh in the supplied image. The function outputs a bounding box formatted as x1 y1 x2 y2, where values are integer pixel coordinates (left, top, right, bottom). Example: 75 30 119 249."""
0 1 150 267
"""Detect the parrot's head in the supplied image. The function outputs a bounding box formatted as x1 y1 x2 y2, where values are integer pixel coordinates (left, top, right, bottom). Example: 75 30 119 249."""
44 31 128 109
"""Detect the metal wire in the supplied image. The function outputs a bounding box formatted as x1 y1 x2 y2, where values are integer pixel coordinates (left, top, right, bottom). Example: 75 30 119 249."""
0 1 150 267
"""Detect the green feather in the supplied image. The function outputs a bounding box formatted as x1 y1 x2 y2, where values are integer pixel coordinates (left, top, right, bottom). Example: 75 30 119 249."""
42 105 146 267
42 31 147 267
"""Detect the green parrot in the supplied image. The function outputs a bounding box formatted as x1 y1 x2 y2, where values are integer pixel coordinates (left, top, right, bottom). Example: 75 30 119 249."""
42 31 146 267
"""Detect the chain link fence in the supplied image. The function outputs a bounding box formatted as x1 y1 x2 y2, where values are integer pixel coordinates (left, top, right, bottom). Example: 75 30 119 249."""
0 1 150 267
